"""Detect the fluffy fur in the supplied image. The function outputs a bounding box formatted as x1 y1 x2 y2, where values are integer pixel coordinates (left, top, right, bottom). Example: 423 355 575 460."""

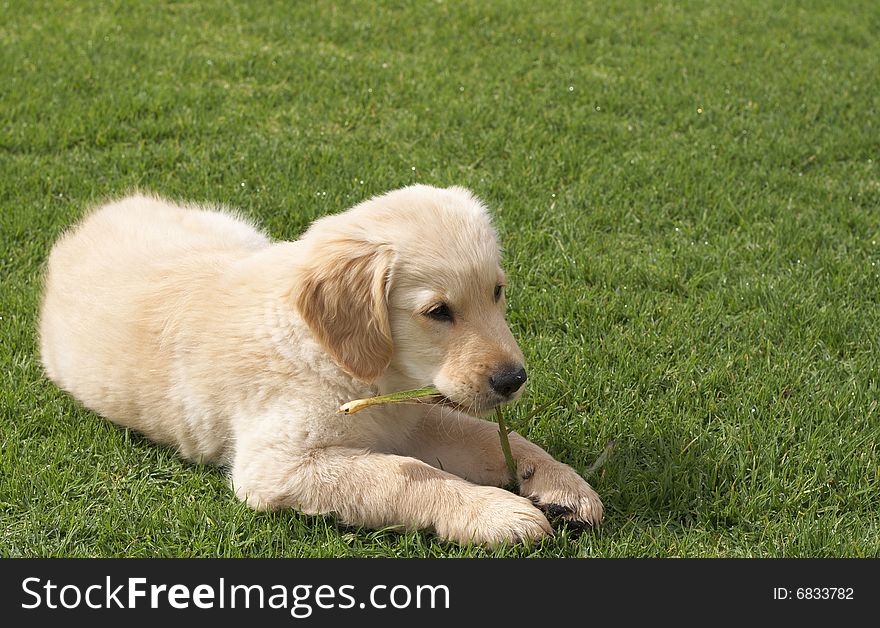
39 185 602 545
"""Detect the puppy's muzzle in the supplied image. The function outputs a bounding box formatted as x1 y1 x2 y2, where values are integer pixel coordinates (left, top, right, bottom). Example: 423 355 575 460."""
489 364 527 398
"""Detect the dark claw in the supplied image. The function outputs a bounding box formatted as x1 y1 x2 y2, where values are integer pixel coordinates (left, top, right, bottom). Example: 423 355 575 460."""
533 501 573 520
556 518 589 539
560 518 588 532
528 497 597 536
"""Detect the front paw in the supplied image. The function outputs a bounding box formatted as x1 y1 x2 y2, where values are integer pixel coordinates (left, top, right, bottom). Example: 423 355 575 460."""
434 486 553 547
519 462 603 530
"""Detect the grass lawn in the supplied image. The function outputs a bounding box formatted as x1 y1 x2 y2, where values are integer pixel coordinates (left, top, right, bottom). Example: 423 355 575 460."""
1 0 878 557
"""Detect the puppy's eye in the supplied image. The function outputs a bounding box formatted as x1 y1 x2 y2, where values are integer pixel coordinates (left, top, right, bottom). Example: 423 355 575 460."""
425 303 453 322
494 285 504 302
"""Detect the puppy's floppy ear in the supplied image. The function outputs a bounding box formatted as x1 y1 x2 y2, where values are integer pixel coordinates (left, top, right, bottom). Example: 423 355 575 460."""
295 239 394 383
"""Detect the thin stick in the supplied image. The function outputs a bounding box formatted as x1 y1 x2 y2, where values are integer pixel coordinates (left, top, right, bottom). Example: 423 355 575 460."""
338 386 442 414
494 407 518 488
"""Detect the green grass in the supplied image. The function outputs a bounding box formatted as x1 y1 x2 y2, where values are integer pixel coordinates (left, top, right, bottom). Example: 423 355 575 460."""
2 0 879 557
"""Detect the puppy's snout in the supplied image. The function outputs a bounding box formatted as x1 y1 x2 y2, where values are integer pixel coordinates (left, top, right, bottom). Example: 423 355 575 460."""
489 365 527 398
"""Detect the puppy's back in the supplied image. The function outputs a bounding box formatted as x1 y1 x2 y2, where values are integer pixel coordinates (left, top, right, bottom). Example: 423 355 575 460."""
39 194 269 456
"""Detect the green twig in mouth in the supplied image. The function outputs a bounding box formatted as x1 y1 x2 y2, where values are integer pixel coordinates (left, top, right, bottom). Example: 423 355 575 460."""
337 386 443 414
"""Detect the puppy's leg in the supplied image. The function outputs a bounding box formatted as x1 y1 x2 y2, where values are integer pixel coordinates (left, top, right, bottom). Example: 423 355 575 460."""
230 441 552 547
405 410 603 528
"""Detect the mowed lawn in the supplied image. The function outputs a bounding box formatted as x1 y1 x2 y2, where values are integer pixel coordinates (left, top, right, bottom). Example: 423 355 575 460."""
1 0 878 557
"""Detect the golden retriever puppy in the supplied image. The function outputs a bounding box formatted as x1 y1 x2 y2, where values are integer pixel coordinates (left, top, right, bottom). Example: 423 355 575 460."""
39 185 602 546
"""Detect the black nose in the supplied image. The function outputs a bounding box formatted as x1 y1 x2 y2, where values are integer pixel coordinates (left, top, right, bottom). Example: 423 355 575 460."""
489 365 527 397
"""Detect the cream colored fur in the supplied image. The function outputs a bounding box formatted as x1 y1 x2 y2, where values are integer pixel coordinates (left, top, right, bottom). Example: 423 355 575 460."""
39 185 602 546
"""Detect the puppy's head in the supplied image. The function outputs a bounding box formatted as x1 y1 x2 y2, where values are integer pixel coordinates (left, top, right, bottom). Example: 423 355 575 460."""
296 185 526 414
